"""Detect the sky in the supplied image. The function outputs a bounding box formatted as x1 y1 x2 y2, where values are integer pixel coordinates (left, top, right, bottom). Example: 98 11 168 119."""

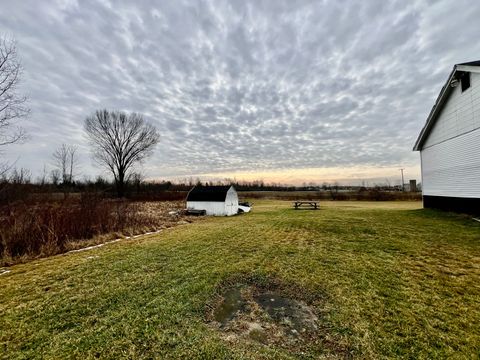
2 0 480 186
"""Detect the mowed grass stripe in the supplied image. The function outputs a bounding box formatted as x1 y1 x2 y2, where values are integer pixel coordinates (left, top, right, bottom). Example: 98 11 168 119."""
1 201 479 359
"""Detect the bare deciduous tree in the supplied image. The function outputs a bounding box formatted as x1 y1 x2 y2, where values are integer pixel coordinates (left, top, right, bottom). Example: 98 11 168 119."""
11 167 31 184
84 109 159 197
0 35 28 147
52 143 77 184
36 164 48 185
50 169 61 185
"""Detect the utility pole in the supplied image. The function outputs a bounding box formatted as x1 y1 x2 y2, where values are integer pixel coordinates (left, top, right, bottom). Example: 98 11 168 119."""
400 168 405 191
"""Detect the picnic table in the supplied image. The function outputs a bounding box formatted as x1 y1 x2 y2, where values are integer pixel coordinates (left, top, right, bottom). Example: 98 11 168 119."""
293 201 319 210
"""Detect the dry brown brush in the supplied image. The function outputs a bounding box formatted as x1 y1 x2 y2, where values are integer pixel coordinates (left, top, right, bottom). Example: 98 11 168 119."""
0 193 157 265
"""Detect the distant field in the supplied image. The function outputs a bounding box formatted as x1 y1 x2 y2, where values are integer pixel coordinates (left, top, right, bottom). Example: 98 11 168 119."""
1 200 479 359
239 190 422 201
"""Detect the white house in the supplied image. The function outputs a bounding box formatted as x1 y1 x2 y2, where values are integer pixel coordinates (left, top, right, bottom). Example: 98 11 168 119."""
413 60 480 214
186 185 239 216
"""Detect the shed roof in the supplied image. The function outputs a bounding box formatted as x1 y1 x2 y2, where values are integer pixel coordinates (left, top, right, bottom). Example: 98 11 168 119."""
186 185 234 202
413 60 480 151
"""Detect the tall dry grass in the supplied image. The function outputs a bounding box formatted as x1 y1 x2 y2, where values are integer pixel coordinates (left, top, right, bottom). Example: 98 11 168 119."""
0 193 154 265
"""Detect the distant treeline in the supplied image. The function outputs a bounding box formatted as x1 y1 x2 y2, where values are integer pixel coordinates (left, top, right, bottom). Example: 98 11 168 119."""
0 167 419 203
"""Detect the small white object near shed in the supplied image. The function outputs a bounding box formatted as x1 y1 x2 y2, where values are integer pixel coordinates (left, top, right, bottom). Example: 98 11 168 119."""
186 185 239 216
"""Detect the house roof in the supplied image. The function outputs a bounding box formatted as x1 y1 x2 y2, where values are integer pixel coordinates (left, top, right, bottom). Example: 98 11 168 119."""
186 185 233 202
413 60 480 151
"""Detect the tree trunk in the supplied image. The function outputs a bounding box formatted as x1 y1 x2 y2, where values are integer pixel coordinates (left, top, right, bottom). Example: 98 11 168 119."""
116 171 125 198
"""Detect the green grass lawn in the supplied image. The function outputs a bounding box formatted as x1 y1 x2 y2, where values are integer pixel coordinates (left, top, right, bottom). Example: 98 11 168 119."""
1 201 480 359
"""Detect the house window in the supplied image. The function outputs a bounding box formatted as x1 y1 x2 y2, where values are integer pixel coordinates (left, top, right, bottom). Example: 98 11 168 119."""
461 72 470 92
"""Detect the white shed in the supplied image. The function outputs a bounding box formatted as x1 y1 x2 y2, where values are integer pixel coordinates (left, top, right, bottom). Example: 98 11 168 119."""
413 60 480 214
186 185 239 216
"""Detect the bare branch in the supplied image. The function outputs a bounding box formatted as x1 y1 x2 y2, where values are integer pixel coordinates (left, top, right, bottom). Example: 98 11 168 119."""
84 109 159 197
0 35 29 148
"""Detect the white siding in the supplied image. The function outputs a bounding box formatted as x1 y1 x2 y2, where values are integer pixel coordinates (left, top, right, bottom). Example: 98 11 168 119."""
187 201 227 216
186 186 239 216
421 127 480 198
424 72 480 148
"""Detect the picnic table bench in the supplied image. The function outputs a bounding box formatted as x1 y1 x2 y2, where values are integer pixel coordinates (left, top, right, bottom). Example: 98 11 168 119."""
293 201 319 210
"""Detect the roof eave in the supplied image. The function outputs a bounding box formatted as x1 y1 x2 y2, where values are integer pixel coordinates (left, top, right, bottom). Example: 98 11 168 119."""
413 66 457 151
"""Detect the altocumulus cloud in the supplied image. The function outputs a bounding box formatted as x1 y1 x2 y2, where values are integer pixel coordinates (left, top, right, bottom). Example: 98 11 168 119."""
2 0 480 184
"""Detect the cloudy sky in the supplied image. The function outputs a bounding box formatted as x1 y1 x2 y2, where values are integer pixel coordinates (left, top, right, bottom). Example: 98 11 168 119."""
2 0 480 185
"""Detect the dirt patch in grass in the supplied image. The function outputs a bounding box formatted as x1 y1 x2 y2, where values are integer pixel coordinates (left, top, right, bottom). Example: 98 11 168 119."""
206 275 350 357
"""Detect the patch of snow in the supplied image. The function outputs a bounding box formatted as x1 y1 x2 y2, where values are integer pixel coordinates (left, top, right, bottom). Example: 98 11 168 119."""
0 269 11 275
143 231 160 236
68 239 122 253
67 230 163 255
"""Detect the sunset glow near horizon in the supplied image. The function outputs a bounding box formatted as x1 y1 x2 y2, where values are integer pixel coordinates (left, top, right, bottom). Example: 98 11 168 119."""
2 1 479 185
155 165 421 187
